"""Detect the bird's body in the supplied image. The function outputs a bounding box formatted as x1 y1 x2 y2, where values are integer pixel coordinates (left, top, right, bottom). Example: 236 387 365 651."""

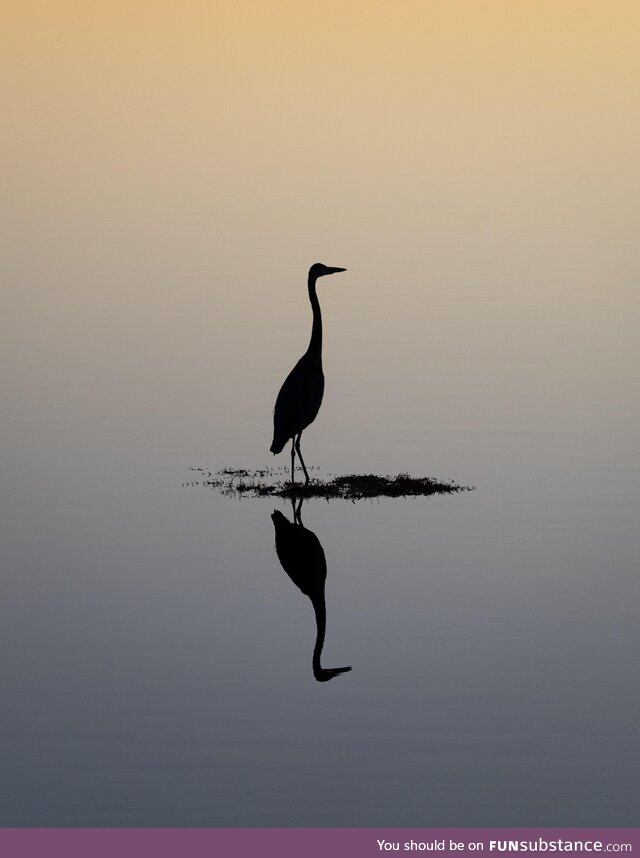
271 502 351 681
270 263 346 482
270 353 324 455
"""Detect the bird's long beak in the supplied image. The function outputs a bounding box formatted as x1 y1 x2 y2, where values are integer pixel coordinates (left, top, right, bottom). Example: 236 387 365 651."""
314 666 353 682
326 267 346 275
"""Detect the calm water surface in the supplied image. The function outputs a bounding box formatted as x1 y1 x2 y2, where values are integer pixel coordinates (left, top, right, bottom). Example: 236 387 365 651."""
2 269 639 825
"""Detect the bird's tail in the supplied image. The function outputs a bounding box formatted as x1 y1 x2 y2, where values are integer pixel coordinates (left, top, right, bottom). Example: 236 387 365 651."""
270 437 286 454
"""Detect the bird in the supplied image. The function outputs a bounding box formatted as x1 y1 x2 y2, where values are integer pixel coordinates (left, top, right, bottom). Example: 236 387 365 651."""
271 500 351 682
270 262 347 484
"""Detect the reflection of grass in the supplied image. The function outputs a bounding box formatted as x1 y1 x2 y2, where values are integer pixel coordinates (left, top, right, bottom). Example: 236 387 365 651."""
185 467 473 500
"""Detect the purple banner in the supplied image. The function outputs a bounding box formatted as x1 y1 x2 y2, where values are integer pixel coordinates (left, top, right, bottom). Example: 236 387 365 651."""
0 829 638 858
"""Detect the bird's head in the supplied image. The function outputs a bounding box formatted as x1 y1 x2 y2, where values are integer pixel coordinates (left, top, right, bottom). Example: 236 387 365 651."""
309 263 347 281
313 665 353 682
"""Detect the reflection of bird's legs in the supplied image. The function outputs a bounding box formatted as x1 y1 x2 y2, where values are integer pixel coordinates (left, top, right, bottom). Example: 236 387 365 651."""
295 433 310 484
290 438 296 484
294 496 304 524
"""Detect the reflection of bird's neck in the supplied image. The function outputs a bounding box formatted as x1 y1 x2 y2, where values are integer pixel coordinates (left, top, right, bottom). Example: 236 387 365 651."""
306 273 322 360
311 595 352 682
311 594 327 673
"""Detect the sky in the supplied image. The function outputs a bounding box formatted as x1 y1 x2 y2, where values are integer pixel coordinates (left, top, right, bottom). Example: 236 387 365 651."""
4 2 639 251
2 1 639 477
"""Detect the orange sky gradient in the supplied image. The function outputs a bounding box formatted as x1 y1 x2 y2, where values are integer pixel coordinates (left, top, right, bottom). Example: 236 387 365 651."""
3 1 640 471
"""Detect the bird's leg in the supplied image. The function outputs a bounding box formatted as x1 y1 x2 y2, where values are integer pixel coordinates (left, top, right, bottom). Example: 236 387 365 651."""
295 433 310 484
290 438 296 485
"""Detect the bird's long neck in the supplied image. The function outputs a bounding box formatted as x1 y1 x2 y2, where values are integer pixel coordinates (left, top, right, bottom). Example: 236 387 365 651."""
311 596 327 674
311 594 352 682
306 274 322 360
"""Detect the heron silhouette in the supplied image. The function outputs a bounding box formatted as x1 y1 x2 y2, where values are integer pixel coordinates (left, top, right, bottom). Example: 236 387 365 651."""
271 499 351 682
270 263 347 483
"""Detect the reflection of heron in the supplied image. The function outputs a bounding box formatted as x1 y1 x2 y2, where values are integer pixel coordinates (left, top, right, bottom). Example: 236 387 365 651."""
270 263 347 484
271 499 351 682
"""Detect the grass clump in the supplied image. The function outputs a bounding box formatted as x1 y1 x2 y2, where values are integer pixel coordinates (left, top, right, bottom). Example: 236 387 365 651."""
185 468 473 500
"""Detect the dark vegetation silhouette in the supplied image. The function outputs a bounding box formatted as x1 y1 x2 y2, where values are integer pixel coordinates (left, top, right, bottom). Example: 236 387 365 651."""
271 499 351 682
270 262 346 484
186 467 472 499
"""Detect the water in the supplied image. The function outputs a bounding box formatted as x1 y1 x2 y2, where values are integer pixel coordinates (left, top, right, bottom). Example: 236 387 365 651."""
2 1 639 827
2 295 638 825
